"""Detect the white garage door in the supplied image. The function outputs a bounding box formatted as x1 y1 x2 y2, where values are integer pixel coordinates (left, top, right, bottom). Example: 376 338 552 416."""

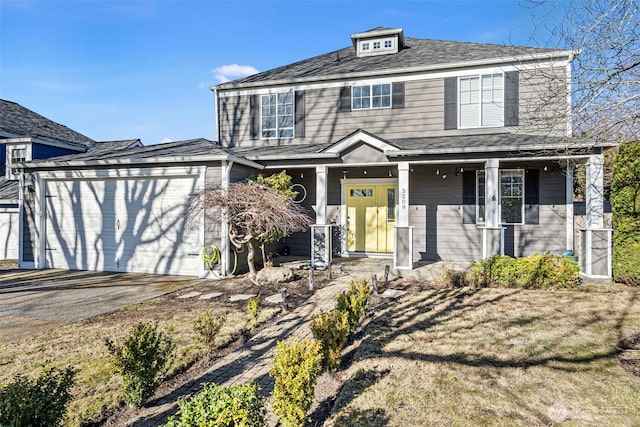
44 174 202 276
0 208 19 260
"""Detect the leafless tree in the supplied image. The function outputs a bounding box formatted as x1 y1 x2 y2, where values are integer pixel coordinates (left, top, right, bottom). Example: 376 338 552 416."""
527 0 639 142
195 182 313 281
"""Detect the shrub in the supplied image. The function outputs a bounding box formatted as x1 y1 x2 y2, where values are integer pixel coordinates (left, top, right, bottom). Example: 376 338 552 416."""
466 253 580 289
247 295 261 329
336 280 371 333
0 366 75 427
310 309 350 371
270 338 323 427
105 322 176 407
611 140 640 285
194 310 226 350
165 381 265 427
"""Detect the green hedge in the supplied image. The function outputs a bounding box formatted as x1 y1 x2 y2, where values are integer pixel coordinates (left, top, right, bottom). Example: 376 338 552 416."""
466 253 580 289
611 141 640 285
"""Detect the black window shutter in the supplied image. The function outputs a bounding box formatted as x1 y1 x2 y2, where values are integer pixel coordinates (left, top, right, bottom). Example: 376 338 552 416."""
295 91 305 138
249 94 259 140
525 168 539 224
444 77 457 130
338 87 351 112
462 170 476 224
504 71 519 126
392 82 405 109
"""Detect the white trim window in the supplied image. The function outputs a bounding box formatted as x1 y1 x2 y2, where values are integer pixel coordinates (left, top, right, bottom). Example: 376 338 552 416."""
500 169 524 224
459 73 503 128
261 92 294 138
7 147 27 179
352 83 391 110
11 147 26 164
476 169 524 224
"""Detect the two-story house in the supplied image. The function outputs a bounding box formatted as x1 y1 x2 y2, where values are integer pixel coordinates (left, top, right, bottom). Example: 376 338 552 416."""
17 28 612 278
212 27 613 277
0 99 141 262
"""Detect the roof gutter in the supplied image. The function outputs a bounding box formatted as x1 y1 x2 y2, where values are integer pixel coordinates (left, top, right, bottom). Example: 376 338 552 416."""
385 142 613 157
16 153 264 170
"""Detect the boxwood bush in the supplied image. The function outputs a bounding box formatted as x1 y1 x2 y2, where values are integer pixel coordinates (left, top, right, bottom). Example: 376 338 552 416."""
466 252 580 289
0 366 75 427
165 381 265 427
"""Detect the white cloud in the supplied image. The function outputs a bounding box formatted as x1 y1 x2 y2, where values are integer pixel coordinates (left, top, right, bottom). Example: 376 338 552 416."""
160 137 173 144
212 64 258 83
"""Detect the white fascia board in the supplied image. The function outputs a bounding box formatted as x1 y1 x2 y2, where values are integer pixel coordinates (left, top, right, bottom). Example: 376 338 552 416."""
18 153 263 171
214 53 574 95
245 152 337 161
4 137 87 152
385 143 601 157
0 199 19 206
37 165 207 180
325 131 399 154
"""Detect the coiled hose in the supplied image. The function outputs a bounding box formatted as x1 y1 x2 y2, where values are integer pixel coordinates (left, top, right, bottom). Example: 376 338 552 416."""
201 244 237 278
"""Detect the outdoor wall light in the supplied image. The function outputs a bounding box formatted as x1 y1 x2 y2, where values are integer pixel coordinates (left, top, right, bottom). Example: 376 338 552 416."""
441 174 447 180
455 167 464 176
436 169 440 175
363 169 367 175
388 169 393 177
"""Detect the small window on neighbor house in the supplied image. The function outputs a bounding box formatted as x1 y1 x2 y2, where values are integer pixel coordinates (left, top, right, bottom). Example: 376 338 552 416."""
384 39 392 48
11 148 26 163
362 42 370 51
373 41 381 50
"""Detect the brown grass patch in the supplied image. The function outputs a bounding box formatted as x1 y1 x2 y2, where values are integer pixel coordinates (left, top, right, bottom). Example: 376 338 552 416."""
326 286 640 426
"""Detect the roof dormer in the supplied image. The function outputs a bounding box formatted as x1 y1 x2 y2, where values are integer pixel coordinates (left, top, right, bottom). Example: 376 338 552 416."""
351 27 405 58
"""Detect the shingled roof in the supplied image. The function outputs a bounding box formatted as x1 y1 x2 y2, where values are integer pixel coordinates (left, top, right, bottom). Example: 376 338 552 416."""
214 30 570 89
0 99 96 148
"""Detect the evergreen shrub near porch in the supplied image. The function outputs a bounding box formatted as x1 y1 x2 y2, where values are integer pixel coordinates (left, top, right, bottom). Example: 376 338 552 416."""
466 252 580 289
611 141 640 285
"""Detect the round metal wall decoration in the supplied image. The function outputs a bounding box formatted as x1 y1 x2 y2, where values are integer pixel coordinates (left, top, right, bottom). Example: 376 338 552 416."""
291 184 307 203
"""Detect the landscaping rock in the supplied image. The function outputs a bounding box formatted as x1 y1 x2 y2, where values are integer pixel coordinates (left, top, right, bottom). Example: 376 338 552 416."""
177 291 202 299
265 293 285 304
255 267 295 286
199 292 223 300
229 294 257 302
381 289 407 299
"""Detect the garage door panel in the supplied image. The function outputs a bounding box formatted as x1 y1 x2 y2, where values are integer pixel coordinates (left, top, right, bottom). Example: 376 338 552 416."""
45 175 202 276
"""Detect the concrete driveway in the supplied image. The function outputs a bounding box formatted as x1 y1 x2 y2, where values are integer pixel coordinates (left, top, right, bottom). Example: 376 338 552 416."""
0 268 200 339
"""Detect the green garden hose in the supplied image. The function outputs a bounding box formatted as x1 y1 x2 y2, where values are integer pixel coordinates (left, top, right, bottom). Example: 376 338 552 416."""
201 244 237 278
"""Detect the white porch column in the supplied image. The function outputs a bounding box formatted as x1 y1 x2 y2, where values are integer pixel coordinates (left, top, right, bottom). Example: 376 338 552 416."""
315 165 327 225
397 162 410 227
565 165 574 252
482 159 502 258
485 159 500 228
586 154 604 229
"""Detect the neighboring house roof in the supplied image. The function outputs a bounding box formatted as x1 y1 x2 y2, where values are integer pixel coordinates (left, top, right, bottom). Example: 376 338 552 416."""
0 99 95 148
21 138 263 170
0 178 19 201
214 35 571 89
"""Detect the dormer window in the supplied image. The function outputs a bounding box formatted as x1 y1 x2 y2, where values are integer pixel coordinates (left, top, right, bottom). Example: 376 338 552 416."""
6 145 29 180
11 148 26 164
352 28 404 57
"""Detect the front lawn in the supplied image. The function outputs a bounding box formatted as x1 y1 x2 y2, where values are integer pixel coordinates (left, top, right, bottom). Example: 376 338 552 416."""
326 285 640 426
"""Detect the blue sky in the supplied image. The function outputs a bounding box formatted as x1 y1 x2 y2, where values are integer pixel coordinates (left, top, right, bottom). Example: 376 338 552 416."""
0 0 563 145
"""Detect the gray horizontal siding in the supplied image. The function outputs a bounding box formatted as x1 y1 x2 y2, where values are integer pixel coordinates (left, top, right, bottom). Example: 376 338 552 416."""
219 66 570 148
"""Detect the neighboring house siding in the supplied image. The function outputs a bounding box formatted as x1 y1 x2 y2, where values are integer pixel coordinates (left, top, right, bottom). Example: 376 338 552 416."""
0 143 5 176
32 143 79 160
218 65 568 148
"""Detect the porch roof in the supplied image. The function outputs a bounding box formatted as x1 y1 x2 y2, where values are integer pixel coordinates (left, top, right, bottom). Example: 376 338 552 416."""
232 133 614 162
